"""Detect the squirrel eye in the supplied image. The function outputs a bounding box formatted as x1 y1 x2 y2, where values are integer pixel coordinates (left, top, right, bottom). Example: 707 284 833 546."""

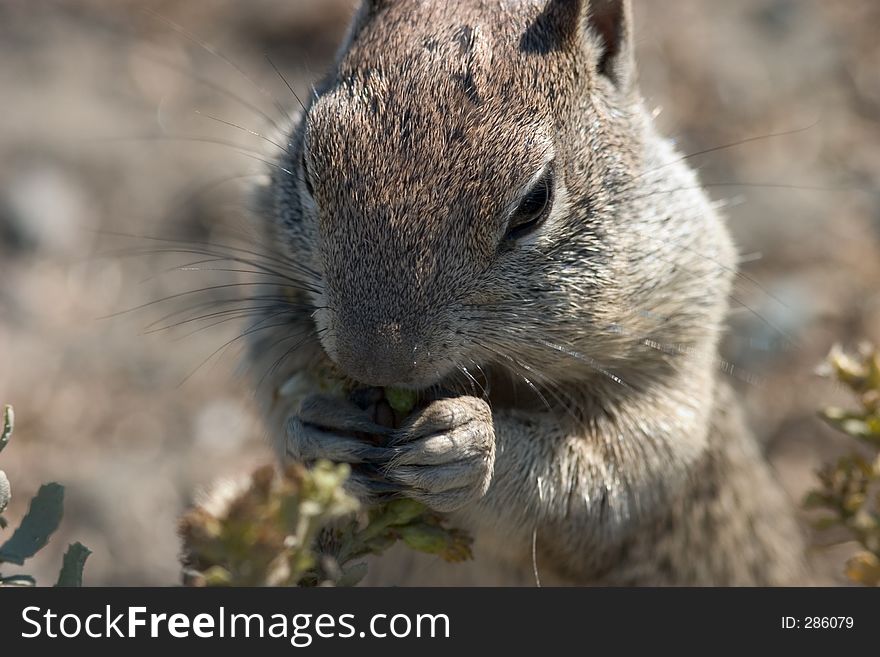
301 151 316 197
505 171 553 240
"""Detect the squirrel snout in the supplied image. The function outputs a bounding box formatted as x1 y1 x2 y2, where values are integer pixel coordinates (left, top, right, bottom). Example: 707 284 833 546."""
332 320 422 387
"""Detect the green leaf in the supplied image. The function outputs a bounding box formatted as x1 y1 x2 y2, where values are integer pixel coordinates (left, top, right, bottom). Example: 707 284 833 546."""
385 388 418 415
802 491 828 510
0 483 64 565
383 498 430 526
55 542 91 587
0 405 12 454
398 523 451 553
397 524 473 562
203 566 233 586
811 516 839 531
335 562 368 587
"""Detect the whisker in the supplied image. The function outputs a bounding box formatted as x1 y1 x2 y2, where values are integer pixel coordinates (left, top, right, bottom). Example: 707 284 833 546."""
143 9 292 125
237 151 295 177
97 233 322 288
531 526 542 588
140 264 290 285
162 172 268 221
259 328 326 388
99 282 314 320
194 110 291 155
179 316 309 387
169 310 297 342
728 293 796 348
455 363 488 400
737 251 763 265
142 295 315 331
532 338 630 389
483 343 586 427
140 235 317 277
265 53 306 111
547 215 799 346
637 122 820 181
120 249 321 295
91 135 295 177
130 49 285 134
91 134 275 160
469 339 553 413
626 180 845 203
148 304 316 336
467 300 769 390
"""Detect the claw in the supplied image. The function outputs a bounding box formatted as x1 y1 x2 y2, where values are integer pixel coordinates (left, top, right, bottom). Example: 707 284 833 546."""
353 444 401 463
349 468 406 495
356 462 395 481
299 394 392 435
386 461 485 493
288 418 382 464
410 486 477 514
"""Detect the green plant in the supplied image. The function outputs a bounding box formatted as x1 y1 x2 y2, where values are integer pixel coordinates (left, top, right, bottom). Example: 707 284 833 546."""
0 404 90 586
180 374 473 587
805 345 880 586
179 461 471 587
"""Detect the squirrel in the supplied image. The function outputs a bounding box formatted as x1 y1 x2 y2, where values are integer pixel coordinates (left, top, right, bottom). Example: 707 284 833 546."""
245 0 807 585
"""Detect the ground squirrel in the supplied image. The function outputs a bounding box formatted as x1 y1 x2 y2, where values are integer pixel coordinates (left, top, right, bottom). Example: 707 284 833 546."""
246 0 807 585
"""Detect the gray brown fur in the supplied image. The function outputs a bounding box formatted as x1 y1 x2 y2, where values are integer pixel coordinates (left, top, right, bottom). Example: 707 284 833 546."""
247 0 807 585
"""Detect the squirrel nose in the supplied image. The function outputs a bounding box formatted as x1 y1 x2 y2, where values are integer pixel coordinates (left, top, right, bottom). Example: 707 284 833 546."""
333 321 419 387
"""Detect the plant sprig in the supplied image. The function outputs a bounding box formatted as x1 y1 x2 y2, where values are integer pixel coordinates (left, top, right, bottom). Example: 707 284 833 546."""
0 404 90 587
180 462 472 587
807 345 880 586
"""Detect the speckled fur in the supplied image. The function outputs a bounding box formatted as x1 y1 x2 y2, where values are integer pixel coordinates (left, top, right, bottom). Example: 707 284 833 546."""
246 0 807 585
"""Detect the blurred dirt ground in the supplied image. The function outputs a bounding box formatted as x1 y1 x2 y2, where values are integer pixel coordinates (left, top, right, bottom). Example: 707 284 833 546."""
0 0 878 585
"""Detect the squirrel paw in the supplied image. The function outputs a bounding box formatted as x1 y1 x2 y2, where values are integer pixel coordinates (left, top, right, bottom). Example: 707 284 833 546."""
286 394 401 502
286 393 495 512
385 396 496 513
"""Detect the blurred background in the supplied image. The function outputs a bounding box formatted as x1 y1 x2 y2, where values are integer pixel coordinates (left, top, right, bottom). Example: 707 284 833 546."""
0 0 877 585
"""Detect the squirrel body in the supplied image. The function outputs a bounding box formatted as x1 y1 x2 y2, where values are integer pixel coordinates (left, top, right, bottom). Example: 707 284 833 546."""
247 0 807 585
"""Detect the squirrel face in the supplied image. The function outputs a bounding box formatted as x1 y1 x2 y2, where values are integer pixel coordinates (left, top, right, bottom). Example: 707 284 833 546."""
270 0 729 390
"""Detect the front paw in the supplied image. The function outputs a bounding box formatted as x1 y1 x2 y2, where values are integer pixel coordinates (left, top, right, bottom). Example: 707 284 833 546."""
285 394 400 502
385 396 495 513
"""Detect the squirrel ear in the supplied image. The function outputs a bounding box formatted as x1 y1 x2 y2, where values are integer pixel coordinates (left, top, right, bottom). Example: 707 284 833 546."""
521 0 585 53
363 0 393 12
523 0 634 90
585 0 634 88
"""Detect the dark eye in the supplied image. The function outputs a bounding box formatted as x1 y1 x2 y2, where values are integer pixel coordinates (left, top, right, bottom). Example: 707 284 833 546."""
505 171 553 240
301 151 316 197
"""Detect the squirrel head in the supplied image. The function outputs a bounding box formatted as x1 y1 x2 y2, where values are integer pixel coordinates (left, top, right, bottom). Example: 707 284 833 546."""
268 0 733 391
